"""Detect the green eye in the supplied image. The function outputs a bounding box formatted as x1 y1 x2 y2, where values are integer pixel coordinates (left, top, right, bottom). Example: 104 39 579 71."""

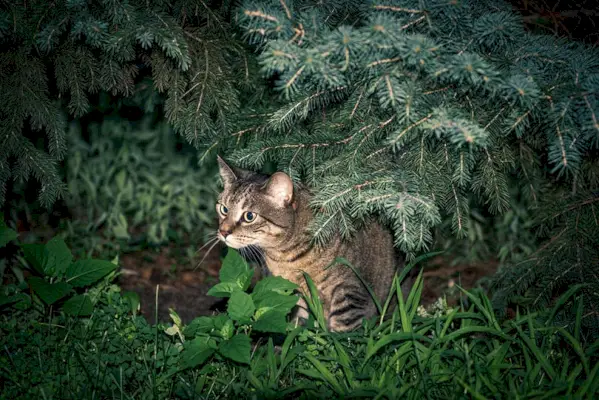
219 204 229 215
242 211 256 223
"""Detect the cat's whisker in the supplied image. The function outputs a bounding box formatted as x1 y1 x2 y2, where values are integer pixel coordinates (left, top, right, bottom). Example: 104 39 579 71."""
193 239 221 271
195 236 219 255
200 231 218 240
245 244 266 274
249 245 266 272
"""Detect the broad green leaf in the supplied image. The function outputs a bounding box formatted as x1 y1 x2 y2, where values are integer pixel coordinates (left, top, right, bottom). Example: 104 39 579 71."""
21 243 46 275
218 334 251 364
252 310 288 333
122 291 140 316
207 281 241 298
237 269 254 292
184 316 215 337
219 249 250 284
65 259 117 287
27 277 71 305
62 294 94 316
0 225 18 248
252 290 298 315
219 318 234 340
44 237 73 276
181 337 216 369
227 291 255 324
253 276 298 295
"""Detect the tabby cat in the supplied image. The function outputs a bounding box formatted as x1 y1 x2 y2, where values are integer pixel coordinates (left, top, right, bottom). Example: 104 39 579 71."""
215 156 405 332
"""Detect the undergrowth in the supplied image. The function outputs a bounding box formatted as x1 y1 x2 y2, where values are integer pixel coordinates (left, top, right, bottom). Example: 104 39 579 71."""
0 221 597 399
63 114 218 259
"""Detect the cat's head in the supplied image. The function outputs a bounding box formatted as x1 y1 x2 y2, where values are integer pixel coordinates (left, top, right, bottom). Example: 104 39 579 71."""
215 156 296 250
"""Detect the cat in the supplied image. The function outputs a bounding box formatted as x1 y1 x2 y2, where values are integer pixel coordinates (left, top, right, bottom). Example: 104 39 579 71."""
215 156 406 332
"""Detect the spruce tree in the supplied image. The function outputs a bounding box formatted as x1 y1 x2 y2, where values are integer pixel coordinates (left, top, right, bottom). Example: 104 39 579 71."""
212 0 598 329
0 0 255 206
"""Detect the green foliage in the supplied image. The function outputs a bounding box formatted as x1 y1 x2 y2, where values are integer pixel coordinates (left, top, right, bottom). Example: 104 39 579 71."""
0 222 117 315
225 0 598 253
65 115 218 247
0 0 258 207
1 229 598 399
213 0 599 329
492 191 599 336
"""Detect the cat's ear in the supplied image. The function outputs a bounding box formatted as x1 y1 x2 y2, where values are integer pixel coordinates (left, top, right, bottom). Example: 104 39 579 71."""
263 172 294 207
217 155 238 187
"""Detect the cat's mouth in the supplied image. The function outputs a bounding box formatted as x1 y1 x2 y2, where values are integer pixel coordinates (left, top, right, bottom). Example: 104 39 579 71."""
218 234 245 249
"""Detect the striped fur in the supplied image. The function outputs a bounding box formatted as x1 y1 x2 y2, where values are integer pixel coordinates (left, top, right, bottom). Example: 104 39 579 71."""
215 157 405 332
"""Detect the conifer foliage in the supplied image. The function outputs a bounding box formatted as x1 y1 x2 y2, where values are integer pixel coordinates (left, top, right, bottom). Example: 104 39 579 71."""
0 0 252 206
227 0 599 252
222 0 599 325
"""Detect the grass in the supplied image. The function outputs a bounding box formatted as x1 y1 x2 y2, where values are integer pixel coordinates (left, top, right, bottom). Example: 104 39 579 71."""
1 275 597 398
0 227 597 399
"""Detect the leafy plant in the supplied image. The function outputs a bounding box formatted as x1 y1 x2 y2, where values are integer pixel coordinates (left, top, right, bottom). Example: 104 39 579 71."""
65 115 218 249
1 227 597 399
0 220 118 316
176 248 299 369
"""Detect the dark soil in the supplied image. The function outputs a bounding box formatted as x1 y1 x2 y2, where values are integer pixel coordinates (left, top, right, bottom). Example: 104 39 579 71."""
118 242 499 323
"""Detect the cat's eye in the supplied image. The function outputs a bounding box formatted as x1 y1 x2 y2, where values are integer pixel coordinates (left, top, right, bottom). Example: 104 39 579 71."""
219 204 229 216
242 211 257 223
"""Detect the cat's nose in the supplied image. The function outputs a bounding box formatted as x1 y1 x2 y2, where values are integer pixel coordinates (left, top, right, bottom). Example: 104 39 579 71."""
219 228 232 238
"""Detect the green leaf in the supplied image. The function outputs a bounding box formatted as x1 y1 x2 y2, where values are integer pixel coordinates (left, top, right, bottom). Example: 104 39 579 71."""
237 269 254 292
207 281 241 298
253 276 298 295
219 318 234 340
218 334 251 364
302 353 344 394
252 310 288 333
44 237 73 276
181 337 216 369
21 243 46 275
3 292 31 310
27 277 71 305
169 308 183 327
219 249 251 286
363 332 432 364
62 294 94 316
0 294 19 307
184 316 215 337
227 291 255 324
0 224 18 248
65 259 118 288
122 291 140 316
252 290 298 316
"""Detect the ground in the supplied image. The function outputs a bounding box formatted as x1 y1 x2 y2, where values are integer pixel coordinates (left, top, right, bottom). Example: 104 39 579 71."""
118 241 499 323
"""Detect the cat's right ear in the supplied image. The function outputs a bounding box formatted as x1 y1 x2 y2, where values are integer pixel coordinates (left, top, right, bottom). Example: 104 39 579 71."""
217 155 237 187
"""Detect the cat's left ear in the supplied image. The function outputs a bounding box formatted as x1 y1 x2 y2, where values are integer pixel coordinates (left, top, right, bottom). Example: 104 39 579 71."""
217 155 238 187
263 172 294 207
